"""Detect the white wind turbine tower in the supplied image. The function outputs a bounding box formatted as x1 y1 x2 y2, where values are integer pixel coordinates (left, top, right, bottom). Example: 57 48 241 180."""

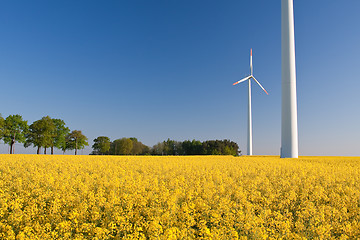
233 49 268 155
281 0 298 158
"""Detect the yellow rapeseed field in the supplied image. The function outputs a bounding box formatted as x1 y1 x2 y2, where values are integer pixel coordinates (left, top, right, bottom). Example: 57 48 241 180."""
0 155 359 239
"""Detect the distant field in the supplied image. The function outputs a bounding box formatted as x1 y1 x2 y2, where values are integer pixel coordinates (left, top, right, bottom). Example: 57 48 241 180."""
0 155 359 239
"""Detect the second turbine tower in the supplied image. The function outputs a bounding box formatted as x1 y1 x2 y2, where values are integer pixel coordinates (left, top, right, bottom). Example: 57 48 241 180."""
233 49 268 155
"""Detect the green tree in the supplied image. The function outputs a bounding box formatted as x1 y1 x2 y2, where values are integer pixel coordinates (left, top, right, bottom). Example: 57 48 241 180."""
66 130 88 155
202 139 240 156
182 140 203 155
92 136 111 155
151 141 166 155
25 116 56 154
61 140 69 154
163 139 183 155
41 116 56 154
151 139 182 155
25 120 43 154
111 138 133 155
129 137 150 155
3 115 28 154
51 119 70 155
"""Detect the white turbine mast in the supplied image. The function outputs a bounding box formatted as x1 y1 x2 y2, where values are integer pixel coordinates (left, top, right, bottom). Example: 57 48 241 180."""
233 49 268 156
281 0 298 158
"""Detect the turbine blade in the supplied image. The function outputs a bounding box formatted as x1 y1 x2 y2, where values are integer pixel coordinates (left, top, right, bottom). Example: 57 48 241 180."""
250 49 253 75
251 76 269 95
233 76 251 85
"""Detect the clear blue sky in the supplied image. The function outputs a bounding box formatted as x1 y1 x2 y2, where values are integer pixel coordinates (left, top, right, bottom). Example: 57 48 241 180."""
0 0 359 156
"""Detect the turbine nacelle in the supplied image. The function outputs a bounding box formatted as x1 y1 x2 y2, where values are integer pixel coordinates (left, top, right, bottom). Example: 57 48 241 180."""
233 75 268 95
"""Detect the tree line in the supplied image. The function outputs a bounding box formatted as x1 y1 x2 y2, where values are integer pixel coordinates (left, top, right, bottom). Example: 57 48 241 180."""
0 114 88 154
92 137 240 156
0 114 241 156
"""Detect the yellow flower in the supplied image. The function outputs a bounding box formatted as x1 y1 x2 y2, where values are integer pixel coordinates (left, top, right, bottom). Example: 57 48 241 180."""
0 155 359 239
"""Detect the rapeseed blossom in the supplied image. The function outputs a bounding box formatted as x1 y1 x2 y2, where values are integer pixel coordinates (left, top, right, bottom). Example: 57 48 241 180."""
0 155 359 239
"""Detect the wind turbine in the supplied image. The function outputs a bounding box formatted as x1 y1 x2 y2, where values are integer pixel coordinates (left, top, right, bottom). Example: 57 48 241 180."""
233 49 268 156
281 0 298 158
